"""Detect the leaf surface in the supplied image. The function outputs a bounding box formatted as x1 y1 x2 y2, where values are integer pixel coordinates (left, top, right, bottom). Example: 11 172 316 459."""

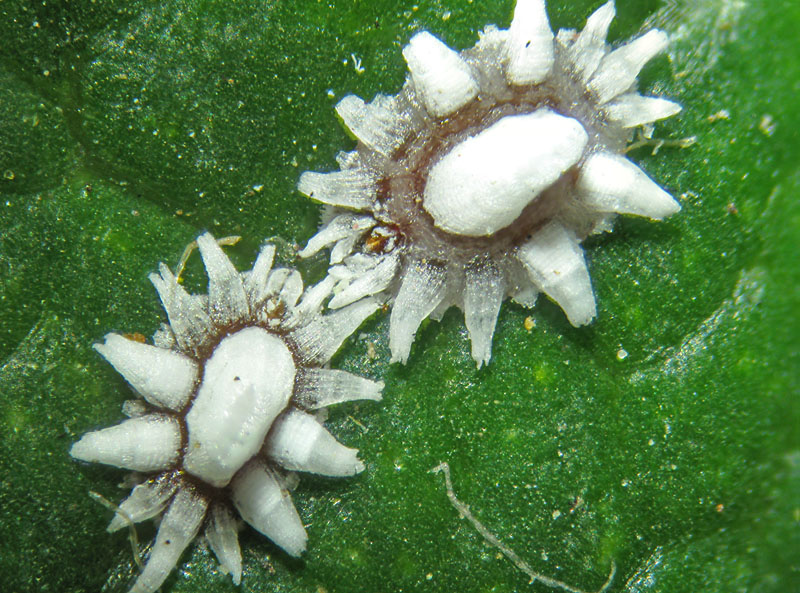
1 1 797 592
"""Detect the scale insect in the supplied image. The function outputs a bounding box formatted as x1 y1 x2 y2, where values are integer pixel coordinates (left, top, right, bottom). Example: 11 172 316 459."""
70 234 382 592
299 0 685 367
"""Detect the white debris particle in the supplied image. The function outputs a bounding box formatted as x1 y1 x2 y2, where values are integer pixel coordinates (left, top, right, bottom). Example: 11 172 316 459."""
551 509 561 520
616 348 628 360
707 109 730 122
350 53 365 74
759 114 776 136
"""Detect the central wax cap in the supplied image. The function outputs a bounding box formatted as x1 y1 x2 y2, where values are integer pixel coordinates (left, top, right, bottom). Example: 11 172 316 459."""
183 327 295 487
423 108 588 237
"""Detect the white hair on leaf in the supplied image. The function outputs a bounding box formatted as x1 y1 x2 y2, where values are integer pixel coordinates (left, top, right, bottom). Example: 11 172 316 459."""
71 232 382 593
299 0 685 367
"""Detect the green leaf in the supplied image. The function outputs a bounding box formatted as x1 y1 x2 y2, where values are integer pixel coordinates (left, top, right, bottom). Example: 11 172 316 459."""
1 1 797 592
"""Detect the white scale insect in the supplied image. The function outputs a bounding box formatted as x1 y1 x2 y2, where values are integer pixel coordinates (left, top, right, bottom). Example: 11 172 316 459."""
72 0 686 590
299 0 683 368
71 234 382 592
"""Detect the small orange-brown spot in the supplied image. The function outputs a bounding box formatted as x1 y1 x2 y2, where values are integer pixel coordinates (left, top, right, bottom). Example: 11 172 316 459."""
124 333 147 343
366 341 377 360
266 300 286 320
365 225 402 254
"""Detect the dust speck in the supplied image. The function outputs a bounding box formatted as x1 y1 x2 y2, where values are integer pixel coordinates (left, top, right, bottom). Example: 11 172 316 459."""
759 114 776 136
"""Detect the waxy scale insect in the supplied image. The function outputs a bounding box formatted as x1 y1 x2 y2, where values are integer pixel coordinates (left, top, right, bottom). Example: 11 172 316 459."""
299 0 684 367
70 234 382 592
